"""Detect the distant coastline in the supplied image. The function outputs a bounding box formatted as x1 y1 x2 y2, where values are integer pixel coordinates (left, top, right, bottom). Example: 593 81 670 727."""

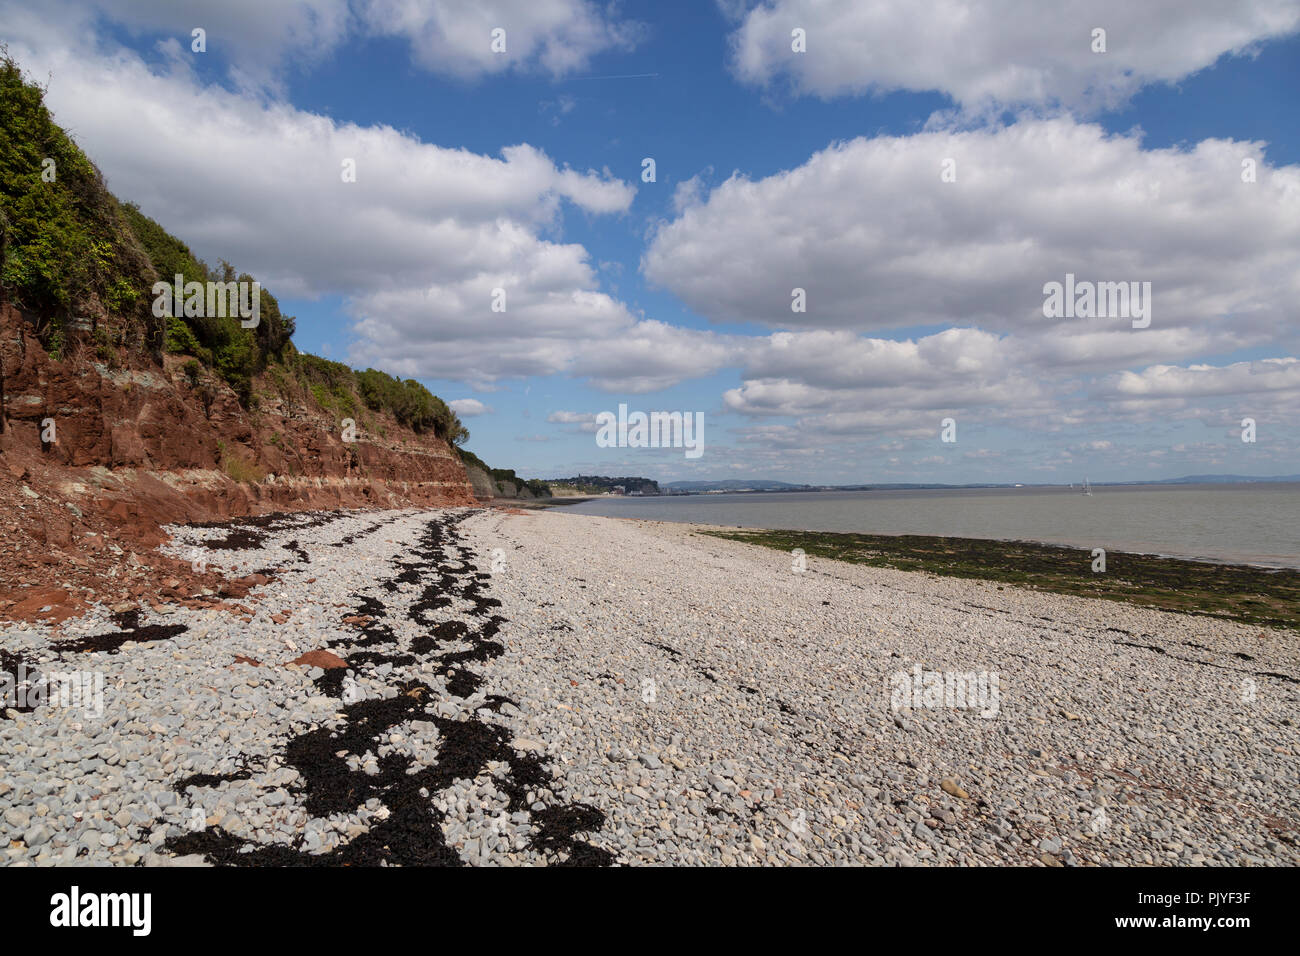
652 474 1300 495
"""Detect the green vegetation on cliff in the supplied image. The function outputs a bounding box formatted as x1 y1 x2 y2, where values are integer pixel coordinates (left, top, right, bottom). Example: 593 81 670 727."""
0 53 154 356
0 52 467 448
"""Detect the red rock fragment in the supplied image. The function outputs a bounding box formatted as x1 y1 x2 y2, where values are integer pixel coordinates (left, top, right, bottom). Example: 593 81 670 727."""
288 649 348 670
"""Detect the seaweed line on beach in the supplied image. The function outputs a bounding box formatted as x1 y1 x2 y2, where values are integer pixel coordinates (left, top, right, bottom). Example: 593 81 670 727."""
165 511 613 866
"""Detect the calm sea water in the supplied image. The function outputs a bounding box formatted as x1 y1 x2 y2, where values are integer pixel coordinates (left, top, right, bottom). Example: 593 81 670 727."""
562 483 1300 569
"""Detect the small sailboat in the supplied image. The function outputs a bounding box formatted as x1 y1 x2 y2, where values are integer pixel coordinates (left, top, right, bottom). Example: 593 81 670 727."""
1081 477 1093 496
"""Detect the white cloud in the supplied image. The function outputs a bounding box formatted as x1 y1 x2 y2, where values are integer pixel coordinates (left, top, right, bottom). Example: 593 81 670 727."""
547 410 601 433
356 0 645 80
671 171 711 213
449 398 493 416
1111 358 1300 398
714 329 1299 453
22 0 644 86
17 42 635 298
724 0 1300 112
644 118 1300 380
6 0 1298 477
2 24 726 392
567 320 744 393
77 0 353 88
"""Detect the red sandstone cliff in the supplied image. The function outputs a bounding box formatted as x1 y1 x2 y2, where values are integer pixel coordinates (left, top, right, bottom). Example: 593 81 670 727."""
0 302 478 623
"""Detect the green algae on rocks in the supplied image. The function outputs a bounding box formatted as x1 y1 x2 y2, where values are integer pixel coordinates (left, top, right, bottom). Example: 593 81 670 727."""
700 528 1300 631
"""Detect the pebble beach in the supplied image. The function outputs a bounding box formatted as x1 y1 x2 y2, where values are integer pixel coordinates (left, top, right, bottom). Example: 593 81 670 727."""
2 507 1296 866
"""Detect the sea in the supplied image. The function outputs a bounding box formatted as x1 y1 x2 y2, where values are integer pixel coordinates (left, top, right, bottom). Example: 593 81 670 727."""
561 483 1300 569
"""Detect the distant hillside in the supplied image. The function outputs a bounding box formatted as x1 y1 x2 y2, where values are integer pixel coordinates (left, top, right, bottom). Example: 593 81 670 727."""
1145 474 1300 484
548 475 660 495
664 479 810 492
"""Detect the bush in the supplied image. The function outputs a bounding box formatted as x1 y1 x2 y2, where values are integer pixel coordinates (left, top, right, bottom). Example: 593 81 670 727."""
457 450 548 496
459 449 491 473
354 367 466 443
222 454 265 484
0 56 153 341
119 204 297 403
165 315 210 361
297 352 357 415
217 441 264 483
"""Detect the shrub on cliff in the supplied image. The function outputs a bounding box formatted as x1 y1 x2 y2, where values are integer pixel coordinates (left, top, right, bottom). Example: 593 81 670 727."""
121 204 295 403
164 315 210 363
217 441 265 484
355 368 467 444
0 53 155 348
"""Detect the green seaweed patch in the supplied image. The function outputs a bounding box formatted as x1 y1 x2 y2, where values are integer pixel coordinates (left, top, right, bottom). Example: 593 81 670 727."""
701 528 1300 631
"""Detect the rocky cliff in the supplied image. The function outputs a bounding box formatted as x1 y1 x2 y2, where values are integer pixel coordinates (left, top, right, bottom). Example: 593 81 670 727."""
0 54 490 623
463 462 498 499
0 299 477 622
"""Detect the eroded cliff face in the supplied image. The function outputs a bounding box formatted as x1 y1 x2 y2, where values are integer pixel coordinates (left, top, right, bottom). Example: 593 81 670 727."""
463 463 498 500
0 304 478 621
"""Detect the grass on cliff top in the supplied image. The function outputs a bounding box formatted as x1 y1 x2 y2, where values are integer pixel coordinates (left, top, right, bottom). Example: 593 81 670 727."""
700 528 1300 631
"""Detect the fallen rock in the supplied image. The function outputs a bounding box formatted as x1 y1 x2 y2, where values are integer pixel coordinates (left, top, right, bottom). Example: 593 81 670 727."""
941 778 970 799
288 649 348 670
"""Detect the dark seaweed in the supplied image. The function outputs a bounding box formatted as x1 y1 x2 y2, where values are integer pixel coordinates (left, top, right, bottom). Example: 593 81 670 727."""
0 650 41 718
166 511 613 866
54 609 187 655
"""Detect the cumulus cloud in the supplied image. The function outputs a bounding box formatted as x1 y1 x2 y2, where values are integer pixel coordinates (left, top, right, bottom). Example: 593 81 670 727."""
721 328 1047 440
1097 359 1300 427
644 118 1300 360
24 0 644 86
6 0 1297 476
723 0 1300 112
1110 358 1300 399
546 410 601 433
643 117 1300 444
1 18 729 392
357 0 645 80
567 320 745 393
449 398 493 416
70 0 353 88
14 41 635 298
671 171 711 213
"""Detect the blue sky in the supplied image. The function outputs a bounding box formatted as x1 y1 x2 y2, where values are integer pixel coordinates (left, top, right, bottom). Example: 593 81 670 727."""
5 1 1299 484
